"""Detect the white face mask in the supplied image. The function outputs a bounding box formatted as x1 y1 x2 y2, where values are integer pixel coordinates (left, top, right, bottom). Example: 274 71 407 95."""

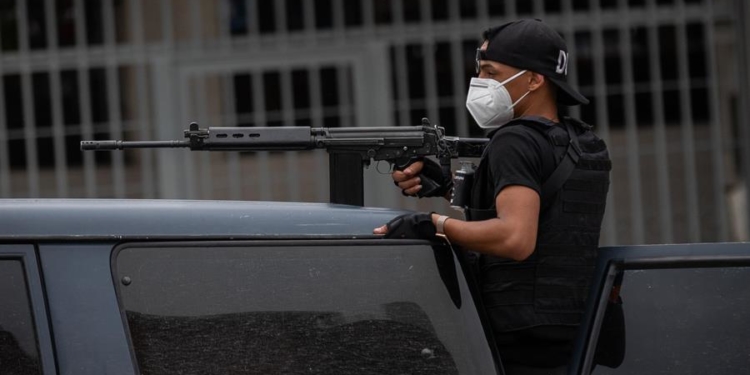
465 70 530 129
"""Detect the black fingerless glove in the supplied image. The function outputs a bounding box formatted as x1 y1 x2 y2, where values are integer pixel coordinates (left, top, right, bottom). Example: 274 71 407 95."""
419 158 453 197
398 158 453 198
384 212 436 240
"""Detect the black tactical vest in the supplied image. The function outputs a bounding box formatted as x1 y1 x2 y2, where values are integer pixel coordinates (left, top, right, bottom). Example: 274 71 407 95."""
466 117 611 333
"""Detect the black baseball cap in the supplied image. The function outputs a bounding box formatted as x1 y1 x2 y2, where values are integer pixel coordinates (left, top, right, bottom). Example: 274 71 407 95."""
477 19 588 106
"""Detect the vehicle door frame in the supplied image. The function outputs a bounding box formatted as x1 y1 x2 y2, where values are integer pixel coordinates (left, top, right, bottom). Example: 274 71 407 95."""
0 244 57 374
569 242 750 374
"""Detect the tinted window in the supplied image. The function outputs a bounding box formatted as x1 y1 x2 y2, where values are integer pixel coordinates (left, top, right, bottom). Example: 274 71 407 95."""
593 267 750 374
0 260 41 375
115 243 495 374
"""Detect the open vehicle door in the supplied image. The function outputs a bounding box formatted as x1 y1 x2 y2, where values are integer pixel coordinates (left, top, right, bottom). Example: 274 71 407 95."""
570 243 750 375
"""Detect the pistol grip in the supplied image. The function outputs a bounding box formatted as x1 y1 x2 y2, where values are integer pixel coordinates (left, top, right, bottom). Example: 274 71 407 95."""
393 157 444 198
415 175 442 198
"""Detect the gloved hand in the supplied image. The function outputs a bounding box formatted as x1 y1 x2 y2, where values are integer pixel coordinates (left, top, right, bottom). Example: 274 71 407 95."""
373 212 436 239
392 158 453 198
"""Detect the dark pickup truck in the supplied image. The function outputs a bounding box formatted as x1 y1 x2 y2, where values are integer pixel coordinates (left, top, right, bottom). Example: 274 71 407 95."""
1 199 749 375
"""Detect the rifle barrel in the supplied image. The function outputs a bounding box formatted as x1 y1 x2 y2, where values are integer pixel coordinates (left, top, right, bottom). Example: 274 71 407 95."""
80 140 190 151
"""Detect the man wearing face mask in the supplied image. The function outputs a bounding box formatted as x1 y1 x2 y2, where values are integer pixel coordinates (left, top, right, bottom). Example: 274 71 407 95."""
374 19 611 374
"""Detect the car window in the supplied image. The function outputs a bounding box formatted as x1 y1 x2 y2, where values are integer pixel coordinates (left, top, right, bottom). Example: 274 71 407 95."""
114 242 496 375
0 259 42 375
592 266 750 374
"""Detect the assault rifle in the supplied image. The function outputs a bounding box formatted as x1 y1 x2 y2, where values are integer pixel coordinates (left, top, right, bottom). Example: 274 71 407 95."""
81 119 488 205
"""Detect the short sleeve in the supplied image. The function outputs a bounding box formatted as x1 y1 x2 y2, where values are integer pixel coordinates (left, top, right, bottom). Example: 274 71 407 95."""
486 127 545 199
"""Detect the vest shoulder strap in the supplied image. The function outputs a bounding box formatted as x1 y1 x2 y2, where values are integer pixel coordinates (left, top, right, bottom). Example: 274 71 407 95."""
498 116 582 212
467 117 584 221
539 120 581 211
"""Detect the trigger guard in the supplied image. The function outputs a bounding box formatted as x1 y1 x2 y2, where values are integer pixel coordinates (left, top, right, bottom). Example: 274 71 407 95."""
376 161 393 174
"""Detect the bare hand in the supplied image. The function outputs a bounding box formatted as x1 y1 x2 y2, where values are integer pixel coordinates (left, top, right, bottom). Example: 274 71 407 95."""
392 161 424 196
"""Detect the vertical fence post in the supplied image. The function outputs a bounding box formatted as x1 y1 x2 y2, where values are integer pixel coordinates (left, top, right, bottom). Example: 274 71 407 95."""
131 0 155 198
562 0 581 121
17 0 40 198
309 62 330 202
74 0 97 197
591 2 618 245
104 0 126 198
355 42 398 207
0 75 8 198
281 66 301 201
449 0 469 138
735 0 750 239
0 14 10 197
222 72 242 200
675 0 701 242
647 0 675 243
218 0 241 200
194 75 213 199
251 70 272 200
619 3 645 244
45 0 69 198
704 1 729 241
151 55 182 198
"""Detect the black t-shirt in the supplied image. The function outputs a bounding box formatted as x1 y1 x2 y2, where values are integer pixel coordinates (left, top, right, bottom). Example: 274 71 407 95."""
470 123 561 211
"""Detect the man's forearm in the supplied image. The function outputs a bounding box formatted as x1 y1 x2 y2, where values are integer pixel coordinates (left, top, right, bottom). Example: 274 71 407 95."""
432 214 536 261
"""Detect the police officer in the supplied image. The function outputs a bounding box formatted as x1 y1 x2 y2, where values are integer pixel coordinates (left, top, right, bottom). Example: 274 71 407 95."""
374 19 611 374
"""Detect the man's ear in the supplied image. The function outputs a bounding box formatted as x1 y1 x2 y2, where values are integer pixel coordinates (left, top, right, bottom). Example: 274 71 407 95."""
528 72 546 92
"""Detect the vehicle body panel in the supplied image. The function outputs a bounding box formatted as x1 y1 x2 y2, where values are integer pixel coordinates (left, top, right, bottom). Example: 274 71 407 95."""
3 199 750 374
0 244 56 374
0 199 403 240
39 244 136 375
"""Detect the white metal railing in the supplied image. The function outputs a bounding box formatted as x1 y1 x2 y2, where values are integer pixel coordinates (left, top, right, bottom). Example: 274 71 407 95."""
0 0 746 246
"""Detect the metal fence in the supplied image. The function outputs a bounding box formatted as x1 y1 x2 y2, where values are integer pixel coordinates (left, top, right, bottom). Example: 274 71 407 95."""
0 0 748 246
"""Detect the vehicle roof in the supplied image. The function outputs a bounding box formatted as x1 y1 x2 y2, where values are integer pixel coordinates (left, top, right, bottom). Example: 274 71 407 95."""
0 199 407 241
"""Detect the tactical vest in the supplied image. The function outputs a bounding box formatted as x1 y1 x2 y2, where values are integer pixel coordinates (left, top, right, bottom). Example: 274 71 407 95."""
466 116 611 333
